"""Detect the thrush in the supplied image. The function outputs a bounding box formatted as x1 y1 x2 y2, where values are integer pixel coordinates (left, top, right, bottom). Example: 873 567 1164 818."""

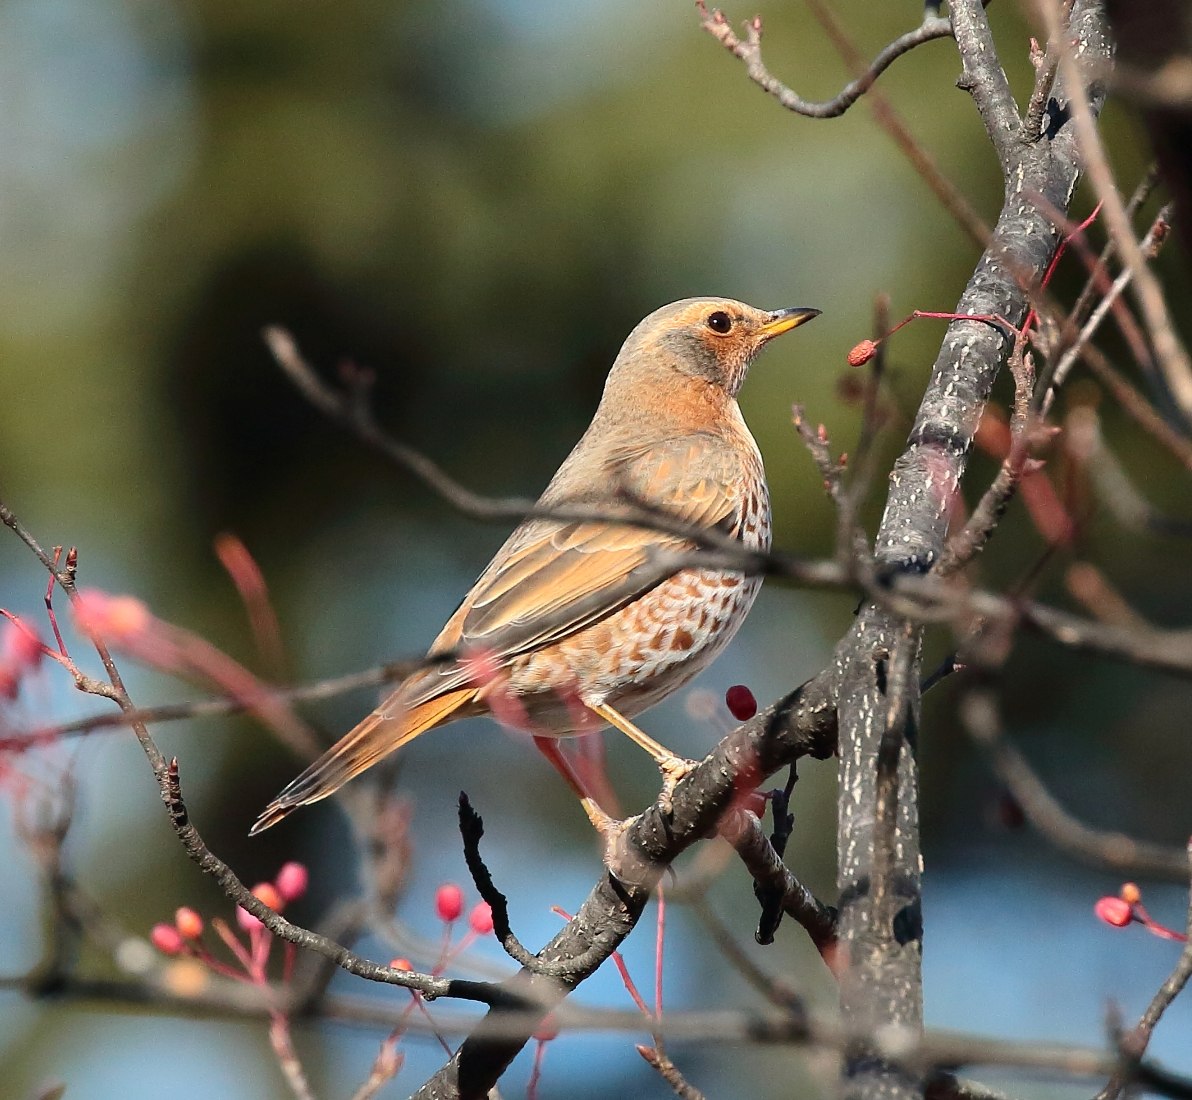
252 297 819 836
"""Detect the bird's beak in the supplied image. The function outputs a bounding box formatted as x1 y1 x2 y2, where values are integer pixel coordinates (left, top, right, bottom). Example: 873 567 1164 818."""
759 306 821 338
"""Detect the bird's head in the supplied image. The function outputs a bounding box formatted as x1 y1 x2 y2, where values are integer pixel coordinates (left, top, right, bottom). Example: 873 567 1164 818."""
616 297 820 399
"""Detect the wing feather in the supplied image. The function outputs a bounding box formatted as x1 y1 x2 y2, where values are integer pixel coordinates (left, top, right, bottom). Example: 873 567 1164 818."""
426 433 747 670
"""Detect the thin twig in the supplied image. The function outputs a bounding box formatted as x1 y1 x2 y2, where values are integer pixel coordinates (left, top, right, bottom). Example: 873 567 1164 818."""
0 499 510 1010
937 337 1039 575
1044 205 1175 411
457 794 537 969
1096 840 1192 1100
1037 0 1192 422
961 688 1188 881
950 0 1022 160
803 0 991 249
696 3 953 119
718 808 838 961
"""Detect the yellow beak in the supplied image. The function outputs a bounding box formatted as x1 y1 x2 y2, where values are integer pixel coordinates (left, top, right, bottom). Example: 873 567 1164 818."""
759 306 822 338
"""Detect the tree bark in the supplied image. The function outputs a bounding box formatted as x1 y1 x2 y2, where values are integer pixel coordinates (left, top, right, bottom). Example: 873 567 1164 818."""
833 4 1111 1098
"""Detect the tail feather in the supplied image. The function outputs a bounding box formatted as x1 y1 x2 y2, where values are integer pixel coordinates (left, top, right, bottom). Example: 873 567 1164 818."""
250 687 476 835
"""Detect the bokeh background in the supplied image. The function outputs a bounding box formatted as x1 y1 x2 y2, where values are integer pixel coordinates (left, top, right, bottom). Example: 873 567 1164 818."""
1 1 1190 1097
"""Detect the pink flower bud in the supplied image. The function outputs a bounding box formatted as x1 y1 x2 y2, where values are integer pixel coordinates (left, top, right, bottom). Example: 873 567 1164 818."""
435 883 464 923
1095 896 1133 928
725 685 757 722
2 621 42 670
151 923 186 955
275 861 309 903
74 590 151 644
389 957 412 971
236 907 263 933
469 902 494 936
0 621 43 699
847 339 877 367
534 1014 560 1043
175 907 204 940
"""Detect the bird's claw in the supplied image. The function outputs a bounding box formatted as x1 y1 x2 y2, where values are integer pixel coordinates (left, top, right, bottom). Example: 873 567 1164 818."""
657 755 697 814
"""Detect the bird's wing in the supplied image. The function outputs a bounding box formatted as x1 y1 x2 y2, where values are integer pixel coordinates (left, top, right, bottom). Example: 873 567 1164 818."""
423 433 743 673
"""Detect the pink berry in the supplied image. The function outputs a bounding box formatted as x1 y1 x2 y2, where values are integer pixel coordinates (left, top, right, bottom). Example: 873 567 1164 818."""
275 861 309 903
175 907 204 940
151 923 186 955
725 685 757 721
469 902 494 936
1094 896 1133 928
435 883 464 923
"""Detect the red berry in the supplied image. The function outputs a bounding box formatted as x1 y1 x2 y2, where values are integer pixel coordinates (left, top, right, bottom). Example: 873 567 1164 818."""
725 685 757 722
435 883 465 923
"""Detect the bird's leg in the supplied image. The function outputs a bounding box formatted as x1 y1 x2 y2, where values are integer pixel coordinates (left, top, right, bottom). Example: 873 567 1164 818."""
532 735 627 844
586 701 696 811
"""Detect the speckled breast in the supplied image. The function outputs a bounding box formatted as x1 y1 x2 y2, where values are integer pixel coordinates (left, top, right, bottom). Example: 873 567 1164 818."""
508 458 771 734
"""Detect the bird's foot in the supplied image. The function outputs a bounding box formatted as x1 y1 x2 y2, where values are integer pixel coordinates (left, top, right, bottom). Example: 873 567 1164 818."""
656 754 698 814
581 797 630 844
582 798 655 881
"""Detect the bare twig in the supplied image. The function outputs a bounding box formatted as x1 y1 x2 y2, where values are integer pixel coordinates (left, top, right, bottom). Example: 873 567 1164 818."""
1021 33 1061 144
1037 0 1192 422
1077 342 1192 473
456 794 537 969
1068 167 1158 325
718 808 838 960
937 337 1039 575
951 0 1022 159
0 498 508 1010
637 1044 707 1100
961 687 1188 881
696 3 952 119
1096 840 1192 1100
1044 204 1175 411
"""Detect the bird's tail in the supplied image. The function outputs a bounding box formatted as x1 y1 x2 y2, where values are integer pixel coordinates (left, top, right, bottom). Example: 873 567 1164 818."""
250 687 477 835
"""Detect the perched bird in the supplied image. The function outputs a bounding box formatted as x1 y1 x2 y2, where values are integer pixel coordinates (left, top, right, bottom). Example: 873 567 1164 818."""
252 298 819 836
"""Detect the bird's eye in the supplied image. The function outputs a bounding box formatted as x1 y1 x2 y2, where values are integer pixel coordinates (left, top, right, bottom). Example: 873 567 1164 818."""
706 311 733 334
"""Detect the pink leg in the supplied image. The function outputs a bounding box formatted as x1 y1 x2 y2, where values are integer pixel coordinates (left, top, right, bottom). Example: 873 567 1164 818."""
533 736 624 841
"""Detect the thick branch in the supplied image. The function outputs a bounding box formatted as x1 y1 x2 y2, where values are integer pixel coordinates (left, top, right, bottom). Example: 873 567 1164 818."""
833 4 1111 1100
411 674 838 1099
